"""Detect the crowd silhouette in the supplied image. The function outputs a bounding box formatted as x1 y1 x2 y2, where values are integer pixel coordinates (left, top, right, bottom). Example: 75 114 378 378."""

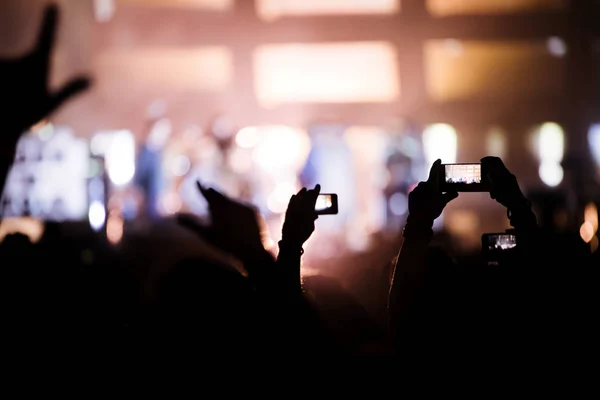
0 5 597 357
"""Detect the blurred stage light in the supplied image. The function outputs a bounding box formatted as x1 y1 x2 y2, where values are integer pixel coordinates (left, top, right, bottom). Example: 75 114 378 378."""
539 161 564 187
539 122 565 163
88 201 106 232
0 217 45 244
580 221 595 243
105 131 136 186
161 192 182 215
252 126 311 173
94 0 115 22
534 122 564 187
422 123 458 165
106 210 124 245
486 127 507 159
588 125 600 166
547 37 567 57
584 203 598 232
171 155 191 177
236 127 261 148
267 181 297 214
389 192 408 216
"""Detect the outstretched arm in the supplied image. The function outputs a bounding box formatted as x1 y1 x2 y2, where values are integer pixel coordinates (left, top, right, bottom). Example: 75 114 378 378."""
0 5 90 193
482 156 537 233
388 160 458 343
276 185 321 295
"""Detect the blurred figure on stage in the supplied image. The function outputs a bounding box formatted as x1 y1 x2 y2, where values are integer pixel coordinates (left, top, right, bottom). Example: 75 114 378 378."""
135 103 172 220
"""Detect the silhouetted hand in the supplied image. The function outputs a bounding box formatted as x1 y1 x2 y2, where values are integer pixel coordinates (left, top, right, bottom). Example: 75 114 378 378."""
179 182 267 263
481 156 527 210
0 5 90 143
481 156 536 230
407 159 458 225
281 185 321 248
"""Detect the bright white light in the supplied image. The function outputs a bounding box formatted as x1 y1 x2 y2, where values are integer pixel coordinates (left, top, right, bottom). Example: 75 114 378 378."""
91 133 111 156
37 123 54 141
588 124 600 165
547 37 567 57
106 131 136 186
253 126 311 172
389 192 408 216
486 127 507 159
236 127 261 148
88 201 106 231
228 147 253 173
539 161 563 187
171 155 191 177
94 0 115 22
538 122 564 163
422 123 458 166
267 182 297 213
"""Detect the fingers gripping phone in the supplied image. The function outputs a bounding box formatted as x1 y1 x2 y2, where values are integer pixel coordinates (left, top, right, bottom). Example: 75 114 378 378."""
315 194 338 215
440 163 489 192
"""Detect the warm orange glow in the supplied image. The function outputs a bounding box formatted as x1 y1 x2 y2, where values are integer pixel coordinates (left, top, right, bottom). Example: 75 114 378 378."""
424 40 564 101
106 211 124 244
580 221 595 244
95 48 233 92
0 218 45 243
584 203 598 232
427 0 565 16
445 210 480 235
591 236 599 254
256 0 399 21
253 42 399 106
119 0 233 10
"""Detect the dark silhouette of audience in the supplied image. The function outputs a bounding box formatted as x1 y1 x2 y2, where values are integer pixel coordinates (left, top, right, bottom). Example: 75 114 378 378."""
0 4 597 357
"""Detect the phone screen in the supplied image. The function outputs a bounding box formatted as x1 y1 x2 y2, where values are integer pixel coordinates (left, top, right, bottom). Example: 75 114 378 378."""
442 163 487 192
482 233 517 266
315 194 338 215
487 234 517 251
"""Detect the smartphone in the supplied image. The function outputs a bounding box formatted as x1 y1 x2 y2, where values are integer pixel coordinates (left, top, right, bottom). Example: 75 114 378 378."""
482 233 517 251
481 233 517 265
315 194 338 215
440 162 488 192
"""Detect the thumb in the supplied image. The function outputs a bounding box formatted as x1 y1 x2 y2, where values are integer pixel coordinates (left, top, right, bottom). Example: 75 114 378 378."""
442 190 458 205
46 77 91 115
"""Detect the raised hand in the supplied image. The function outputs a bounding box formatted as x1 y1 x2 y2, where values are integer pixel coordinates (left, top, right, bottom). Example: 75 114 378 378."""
481 156 536 230
481 156 527 210
0 5 90 143
179 182 267 263
281 184 321 249
407 159 458 225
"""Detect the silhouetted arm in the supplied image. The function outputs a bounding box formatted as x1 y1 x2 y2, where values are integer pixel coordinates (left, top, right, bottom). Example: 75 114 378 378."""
388 217 433 340
275 240 303 295
387 160 457 347
0 6 89 195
